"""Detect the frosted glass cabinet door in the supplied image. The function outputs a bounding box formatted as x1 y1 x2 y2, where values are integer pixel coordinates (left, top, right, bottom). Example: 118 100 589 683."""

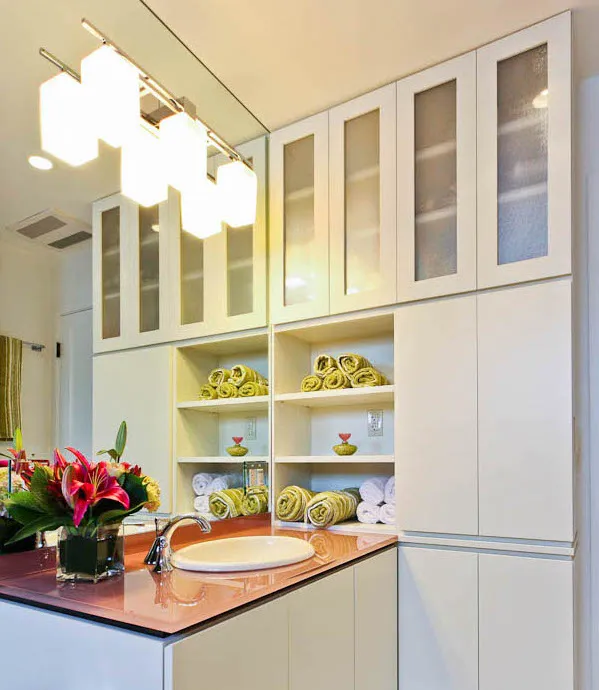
92 194 133 353
270 113 330 324
397 53 477 301
329 85 397 313
209 137 268 333
477 12 571 288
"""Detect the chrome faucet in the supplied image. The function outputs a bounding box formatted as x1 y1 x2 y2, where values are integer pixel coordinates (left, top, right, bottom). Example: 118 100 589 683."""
144 513 212 573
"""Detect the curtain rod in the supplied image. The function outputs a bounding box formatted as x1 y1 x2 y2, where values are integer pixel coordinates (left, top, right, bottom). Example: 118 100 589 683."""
22 341 45 352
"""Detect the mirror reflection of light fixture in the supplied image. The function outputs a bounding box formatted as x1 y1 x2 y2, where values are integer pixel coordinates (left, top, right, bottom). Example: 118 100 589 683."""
533 88 549 109
181 179 221 239
217 161 258 227
28 155 53 170
160 112 207 192
40 72 98 166
81 45 140 148
121 125 168 207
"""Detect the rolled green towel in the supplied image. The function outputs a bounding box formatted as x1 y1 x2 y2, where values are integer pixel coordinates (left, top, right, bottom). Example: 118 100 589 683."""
217 382 239 398
338 354 371 375
239 381 268 397
301 374 323 393
209 488 244 519
199 384 218 400
241 486 269 516
229 364 267 387
323 369 351 390
276 486 316 522
314 354 338 377
350 367 388 387
305 489 360 528
208 368 231 387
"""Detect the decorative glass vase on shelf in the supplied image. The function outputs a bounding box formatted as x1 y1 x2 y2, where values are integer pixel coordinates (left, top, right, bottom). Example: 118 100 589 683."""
57 523 124 583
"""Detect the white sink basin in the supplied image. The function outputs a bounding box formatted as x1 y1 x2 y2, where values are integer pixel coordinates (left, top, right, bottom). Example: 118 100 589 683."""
171 535 315 572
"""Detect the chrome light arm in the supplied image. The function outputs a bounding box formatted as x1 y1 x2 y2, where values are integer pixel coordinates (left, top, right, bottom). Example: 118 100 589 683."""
144 513 212 574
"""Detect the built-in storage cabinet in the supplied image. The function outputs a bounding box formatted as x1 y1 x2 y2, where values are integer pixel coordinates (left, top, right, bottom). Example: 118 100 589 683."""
397 53 477 301
395 279 572 542
329 85 397 313
270 114 330 324
477 13 571 288
399 546 574 690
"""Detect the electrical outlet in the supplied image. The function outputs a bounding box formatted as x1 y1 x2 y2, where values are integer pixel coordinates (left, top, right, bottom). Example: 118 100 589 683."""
245 417 257 441
367 410 383 437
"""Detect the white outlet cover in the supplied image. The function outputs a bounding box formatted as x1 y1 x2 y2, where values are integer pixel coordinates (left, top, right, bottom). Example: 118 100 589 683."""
245 417 257 441
367 410 383 437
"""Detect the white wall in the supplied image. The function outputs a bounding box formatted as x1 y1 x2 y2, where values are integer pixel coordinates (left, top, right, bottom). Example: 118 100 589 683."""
58 242 92 315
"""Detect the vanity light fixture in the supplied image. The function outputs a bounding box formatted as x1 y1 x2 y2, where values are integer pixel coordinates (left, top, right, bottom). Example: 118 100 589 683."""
181 178 222 239
121 124 168 207
217 161 258 228
160 112 208 193
533 88 549 109
28 155 53 170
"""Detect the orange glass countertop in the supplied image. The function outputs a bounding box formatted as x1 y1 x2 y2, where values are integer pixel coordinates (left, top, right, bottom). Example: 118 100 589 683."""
0 516 397 638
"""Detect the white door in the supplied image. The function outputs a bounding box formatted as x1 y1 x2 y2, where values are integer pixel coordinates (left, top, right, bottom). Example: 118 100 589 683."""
58 309 93 457
397 53 477 301
477 12 571 288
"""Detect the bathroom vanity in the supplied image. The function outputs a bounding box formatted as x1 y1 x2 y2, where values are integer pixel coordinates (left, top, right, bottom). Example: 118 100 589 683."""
0 517 398 690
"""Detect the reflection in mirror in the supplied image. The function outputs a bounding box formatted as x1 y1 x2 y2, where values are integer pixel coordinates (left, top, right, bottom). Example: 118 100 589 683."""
0 0 269 544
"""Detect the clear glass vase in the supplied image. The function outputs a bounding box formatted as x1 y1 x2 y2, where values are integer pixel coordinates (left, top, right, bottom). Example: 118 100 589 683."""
56 523 124 583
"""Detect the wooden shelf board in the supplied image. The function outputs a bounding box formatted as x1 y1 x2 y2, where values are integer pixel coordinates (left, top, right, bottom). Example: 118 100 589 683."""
178 456 269 464
274 385 394 408
274 520 397 535
177 395 269 413
275 455 394 464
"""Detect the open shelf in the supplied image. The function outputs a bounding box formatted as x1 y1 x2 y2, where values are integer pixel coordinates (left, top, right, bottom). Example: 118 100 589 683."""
275 454 394 464
274 520 397 535
177 396 269 413
275 385 394 408
178 456 269 465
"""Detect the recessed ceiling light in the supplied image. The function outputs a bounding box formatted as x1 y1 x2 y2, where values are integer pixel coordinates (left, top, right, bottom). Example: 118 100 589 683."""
28 155 53 170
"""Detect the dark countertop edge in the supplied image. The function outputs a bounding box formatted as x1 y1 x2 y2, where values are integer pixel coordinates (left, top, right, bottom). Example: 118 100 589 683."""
0 541 398 640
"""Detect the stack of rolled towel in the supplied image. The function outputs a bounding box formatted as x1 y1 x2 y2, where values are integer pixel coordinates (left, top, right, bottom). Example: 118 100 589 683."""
199 364 269 400
356 476 395 526
192 471 269 520
300 353 388 393
276 485 360 528
192 472 241 518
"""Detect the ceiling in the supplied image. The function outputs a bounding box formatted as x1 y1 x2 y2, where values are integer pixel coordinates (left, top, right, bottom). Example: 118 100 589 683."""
145 0 599 131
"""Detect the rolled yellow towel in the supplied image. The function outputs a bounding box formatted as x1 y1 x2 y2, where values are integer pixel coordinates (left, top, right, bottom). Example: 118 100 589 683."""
199 384 218 400
208 368 231 387
323 369 351 390
350 367 388 387
338 354 371 375
229 364 267 387
209 488 244 519
217 382 239 398
301 374 324 393
276 486 316 522
238 381 268 397
314 354 338 377
241 486 269 516
305 489 360 528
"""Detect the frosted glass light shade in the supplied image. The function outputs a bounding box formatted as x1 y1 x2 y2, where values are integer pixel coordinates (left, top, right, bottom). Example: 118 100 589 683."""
160 112 207 192
40 72 98 167
181 179 221 239
81 46 140 148
217 161 258 227
121 125 168 207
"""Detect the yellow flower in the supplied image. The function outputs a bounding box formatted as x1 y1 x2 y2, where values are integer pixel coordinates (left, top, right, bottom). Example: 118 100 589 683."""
142 476 161 512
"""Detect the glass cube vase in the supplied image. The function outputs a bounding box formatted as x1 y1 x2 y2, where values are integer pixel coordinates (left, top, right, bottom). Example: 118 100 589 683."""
57 523 124 583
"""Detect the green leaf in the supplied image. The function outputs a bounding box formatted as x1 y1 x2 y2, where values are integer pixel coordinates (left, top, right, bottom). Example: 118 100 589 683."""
6 491 46 513
97 504 145 525
119 472 148 507
115 421 127 459
14 428 23 453
97 448 118 461
6 503 44 525
5 516 69 545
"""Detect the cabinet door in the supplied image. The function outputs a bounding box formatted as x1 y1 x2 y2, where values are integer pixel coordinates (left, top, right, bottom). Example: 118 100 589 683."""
289 567 354 690
355 549 398 690
397 53 476 301
167 597 288 690
209 136 268 333
329 85 397 313
478 281 573 541
92 194 134 353
479 554 574 690
395 296 478 535
477 13 571 288
398 546 478 690
92 345 173 511
270 113 330 324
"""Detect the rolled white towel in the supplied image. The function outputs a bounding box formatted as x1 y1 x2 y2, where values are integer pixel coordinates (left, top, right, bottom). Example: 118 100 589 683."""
380 503 396 525
208 473 240 493
192 472 214 496
359 477 388 506
384 476 395 505
357 501 381 524
193 495 210 513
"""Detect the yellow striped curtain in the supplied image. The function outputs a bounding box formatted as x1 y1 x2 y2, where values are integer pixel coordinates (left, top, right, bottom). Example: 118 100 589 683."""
0 336 22 442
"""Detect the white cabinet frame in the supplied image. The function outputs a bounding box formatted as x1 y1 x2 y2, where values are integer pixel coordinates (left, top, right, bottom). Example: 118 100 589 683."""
477 12 571 288
397 53 477 301
269 113 330 324
329 85 397 313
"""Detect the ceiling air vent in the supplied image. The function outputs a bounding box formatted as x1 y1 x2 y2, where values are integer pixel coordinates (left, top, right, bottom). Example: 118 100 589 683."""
6 209 91 250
